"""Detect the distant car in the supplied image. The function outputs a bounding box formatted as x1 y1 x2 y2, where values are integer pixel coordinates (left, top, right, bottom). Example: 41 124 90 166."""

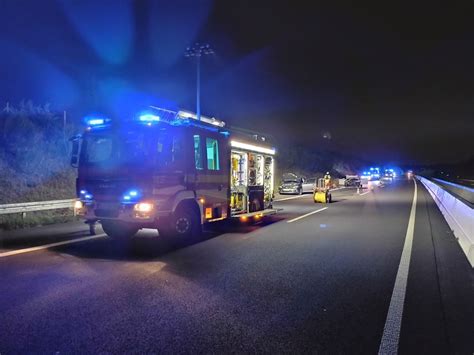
381 173 393 182
279 173 304 195
370 174 380 181
345 177 361 187
302 178 316 193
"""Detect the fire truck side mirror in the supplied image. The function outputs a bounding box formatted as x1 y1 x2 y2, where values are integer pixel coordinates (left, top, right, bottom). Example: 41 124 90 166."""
70 156 79 167
70 140 80 168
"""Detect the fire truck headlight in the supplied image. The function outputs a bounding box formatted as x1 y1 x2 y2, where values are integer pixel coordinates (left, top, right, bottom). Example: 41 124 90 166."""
134 202 154 213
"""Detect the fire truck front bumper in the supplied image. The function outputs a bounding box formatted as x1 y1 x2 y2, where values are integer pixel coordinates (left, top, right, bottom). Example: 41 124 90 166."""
75 200 171 223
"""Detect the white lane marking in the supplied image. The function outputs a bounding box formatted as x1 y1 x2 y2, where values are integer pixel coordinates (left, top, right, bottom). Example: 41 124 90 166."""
378 179 418 354
359 190 371 196
287 207 328 223
329 187 349 192
0 234 107 258
274 194 310 202
275 187 350 202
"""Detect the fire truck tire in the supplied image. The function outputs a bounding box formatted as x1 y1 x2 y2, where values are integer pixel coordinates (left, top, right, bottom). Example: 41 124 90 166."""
160 205 201 240
102 221 139 240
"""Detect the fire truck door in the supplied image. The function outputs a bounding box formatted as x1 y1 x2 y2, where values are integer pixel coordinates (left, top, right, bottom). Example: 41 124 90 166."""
192 134 228 220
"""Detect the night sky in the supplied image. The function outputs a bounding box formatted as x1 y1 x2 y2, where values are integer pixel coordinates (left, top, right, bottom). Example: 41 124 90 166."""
1 0 473 164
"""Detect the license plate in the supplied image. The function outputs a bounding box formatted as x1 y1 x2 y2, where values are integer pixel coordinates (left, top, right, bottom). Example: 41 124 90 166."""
97 202 120 210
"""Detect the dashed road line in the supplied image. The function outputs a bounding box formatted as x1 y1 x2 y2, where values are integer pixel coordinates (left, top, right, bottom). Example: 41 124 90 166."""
378 179 418 354
0 234 107 258
274 194 311 202
329 187 349 192
287 207 328 223
275 187 350 202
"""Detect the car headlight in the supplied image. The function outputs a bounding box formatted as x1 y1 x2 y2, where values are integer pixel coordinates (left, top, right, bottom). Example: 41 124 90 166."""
74 200 83 209
134 202 154 213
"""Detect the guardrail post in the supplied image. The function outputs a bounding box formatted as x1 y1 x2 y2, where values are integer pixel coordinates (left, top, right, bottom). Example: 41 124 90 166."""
22 212 26 220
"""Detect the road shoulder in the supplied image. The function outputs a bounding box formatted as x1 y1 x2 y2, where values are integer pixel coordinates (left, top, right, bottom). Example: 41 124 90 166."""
400 182 474 354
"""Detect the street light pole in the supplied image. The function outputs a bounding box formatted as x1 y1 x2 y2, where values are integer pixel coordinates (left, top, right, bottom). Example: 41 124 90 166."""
185 43 214 122
196 55 201 121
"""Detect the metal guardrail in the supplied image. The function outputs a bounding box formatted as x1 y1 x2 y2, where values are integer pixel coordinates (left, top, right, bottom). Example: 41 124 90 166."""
432 178 474 206
418 176 474 267
0 199 75 215
458 178 474 188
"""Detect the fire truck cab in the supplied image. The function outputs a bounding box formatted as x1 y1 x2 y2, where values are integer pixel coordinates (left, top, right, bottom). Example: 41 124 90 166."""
72 107 277 241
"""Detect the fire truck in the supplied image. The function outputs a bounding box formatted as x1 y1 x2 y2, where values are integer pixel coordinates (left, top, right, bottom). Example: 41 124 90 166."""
71 106 277 240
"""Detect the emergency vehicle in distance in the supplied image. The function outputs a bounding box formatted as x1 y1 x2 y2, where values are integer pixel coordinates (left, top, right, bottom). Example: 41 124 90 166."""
71 106 277 240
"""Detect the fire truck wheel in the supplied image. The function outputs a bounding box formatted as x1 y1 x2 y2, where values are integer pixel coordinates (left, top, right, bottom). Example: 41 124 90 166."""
161 206 201 240
102 221 139 240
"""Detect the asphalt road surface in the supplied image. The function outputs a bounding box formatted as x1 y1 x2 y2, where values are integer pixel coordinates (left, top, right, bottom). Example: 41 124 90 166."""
1 180 472 354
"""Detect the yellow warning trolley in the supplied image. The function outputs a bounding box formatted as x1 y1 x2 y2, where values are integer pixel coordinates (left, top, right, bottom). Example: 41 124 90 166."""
313 178 332 203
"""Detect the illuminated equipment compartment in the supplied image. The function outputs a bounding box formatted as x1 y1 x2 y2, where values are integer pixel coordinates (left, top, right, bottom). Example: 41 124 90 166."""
230 141 275 217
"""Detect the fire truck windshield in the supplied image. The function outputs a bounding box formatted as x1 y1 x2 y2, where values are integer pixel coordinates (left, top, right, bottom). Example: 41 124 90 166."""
81 128 179 169
83 135 114 164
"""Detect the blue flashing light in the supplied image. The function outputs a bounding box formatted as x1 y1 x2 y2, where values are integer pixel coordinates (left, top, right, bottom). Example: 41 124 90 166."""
370 167 374 171
79 189 93 200
122 189 141 203
138 114 160 123
79 190 94 201
84 115 110 126
219 130 231 137
88 118 105 126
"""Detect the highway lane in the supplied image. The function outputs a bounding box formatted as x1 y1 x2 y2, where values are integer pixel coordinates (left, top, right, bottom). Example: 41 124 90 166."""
0 187 356 254
0 181 472 353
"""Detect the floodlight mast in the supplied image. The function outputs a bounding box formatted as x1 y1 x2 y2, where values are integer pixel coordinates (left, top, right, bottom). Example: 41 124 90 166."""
185 43 214 122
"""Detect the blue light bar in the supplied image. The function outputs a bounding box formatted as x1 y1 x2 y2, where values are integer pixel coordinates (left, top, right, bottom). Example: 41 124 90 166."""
138 114 160 123
88 118 105 126
84 115 111 128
